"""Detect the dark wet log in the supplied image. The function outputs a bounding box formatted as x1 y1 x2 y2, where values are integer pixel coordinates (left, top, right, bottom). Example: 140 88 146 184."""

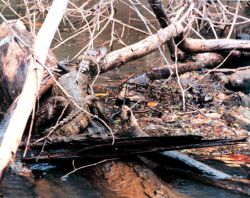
127 53 224 85
181 38 250 53
222 106 250 133
0 20 57 137
213 67 250 93
160 151 232 180
21 135 246 164
222 92 250 107
148 0 188 61
227 69 250 93
0 21 31 113
148 0 185 60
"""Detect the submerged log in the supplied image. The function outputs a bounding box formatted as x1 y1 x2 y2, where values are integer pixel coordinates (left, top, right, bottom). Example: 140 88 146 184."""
86 159 183 198
144 155 250 196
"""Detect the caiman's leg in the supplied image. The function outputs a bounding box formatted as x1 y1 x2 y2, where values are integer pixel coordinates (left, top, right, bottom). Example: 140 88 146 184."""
35 96 68 133
85 95 107 121
47 96 69 119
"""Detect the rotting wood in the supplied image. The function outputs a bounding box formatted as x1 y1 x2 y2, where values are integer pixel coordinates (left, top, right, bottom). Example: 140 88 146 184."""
85 159 184 198
0 21 57 114
21 135 246 163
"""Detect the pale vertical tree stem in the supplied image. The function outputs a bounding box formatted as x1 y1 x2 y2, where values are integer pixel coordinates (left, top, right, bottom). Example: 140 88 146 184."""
0 0 68 181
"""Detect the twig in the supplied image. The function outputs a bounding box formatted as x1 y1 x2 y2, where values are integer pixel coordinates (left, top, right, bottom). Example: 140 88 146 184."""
61 158 118 179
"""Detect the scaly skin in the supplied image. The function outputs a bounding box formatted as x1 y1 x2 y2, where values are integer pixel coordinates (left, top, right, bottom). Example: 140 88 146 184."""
46 47 107 138
47 69 91 137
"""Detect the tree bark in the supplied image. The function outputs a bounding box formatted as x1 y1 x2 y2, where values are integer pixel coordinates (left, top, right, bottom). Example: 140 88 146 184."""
0 21 57 114
101 21 185 73
148 0 186 60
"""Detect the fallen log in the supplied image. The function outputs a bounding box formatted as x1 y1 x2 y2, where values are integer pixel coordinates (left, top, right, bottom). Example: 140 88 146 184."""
127 52 224 85
0 22 58 137
143 156 250 196
227 69 250 93
147 0 187 60
212 67 250 93
100 19 185 73
181 38 250 53
21 135 246 163
0 0 68 182
85 159 183 198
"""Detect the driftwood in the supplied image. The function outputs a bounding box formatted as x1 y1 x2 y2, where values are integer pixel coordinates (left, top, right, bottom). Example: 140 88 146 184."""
0 0 68 182
147 0 187 61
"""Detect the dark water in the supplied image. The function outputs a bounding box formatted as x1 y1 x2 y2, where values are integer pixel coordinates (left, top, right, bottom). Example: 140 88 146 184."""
0 1 249 198
172 179 249 198
1 170 103 198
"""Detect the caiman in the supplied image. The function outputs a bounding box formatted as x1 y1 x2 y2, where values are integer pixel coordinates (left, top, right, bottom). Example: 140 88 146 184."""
45 46 108 138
